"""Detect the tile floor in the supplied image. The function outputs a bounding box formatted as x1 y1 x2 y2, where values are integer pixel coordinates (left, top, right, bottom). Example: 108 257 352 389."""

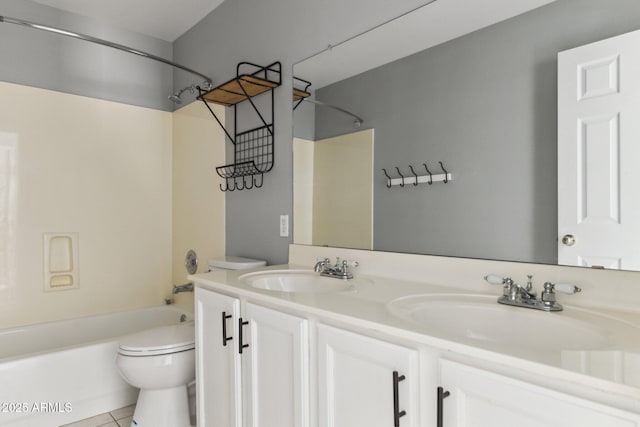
60 404 134 427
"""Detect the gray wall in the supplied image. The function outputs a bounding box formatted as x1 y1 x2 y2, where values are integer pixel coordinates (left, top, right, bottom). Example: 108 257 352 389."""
0 0 173 111
174 0 435 265
313 0 640 264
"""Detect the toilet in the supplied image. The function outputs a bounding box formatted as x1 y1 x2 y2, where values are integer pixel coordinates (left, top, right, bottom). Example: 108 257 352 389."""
116 256 266 427
116 322 196 427
207 255 267 272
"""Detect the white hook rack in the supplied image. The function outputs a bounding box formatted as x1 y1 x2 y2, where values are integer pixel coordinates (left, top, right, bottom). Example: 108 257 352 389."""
382 162 453 188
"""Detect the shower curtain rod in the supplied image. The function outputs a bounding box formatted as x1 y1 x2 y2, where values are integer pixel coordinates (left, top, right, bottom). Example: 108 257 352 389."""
301 98 363 127
0 15 213 83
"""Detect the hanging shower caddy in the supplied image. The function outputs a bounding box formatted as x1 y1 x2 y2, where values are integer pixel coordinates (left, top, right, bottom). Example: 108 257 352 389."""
198 61 296 191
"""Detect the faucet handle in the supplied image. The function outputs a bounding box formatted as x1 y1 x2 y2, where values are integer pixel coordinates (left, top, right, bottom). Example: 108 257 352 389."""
343 260 359 268
484 274 506 285
550 283 581 294
541 282 581 307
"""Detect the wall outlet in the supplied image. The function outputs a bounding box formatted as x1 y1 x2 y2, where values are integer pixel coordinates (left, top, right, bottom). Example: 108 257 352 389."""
279 215 289 237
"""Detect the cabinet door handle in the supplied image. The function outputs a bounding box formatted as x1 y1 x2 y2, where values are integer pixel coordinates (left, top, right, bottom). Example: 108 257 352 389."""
238 317 249 354
221 312 233 346
392 371 406 427
436 386 450 427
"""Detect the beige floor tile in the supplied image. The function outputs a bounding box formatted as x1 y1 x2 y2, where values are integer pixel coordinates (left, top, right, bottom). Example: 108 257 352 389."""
109 405 135 420
116 415 133 427
60 413 114 427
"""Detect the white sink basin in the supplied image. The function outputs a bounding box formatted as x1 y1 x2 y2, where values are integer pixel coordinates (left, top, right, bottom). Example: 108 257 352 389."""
239 270 354 293
387 294 617 351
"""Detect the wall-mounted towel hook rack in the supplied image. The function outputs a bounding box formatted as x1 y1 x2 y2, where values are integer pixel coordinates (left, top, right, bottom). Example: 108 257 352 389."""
439 161 449 183
197 61 281 192
395 167 405 187
244 175 254 190
235 176 245 191
254 173 264 188
423 163 433 185
382 168 393 188
408 165 419 186
382 161 453 188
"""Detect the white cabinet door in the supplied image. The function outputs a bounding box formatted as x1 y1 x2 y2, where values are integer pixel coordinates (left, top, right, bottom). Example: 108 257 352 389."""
318 324 419 427
558 28 640 269
440 360 640 427
242 302 310 427
195 288 242 427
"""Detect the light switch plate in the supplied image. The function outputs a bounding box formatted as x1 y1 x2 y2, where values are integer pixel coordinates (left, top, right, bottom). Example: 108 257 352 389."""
279 215 289 237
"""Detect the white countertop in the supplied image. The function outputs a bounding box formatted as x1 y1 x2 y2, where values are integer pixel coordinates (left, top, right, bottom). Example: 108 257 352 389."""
190 263 640 410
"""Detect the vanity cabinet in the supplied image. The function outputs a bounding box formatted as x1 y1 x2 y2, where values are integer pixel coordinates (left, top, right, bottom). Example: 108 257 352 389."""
195 288 309 427
242 302 309 427
317 324 420 427
195 280 639 427
195 288 241 427
439 360 640 427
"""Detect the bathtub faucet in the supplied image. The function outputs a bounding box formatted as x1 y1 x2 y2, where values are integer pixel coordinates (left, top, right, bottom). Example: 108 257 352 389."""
172 282 194 294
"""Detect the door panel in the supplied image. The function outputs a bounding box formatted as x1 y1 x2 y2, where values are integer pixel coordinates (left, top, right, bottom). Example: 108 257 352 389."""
558 29 640 269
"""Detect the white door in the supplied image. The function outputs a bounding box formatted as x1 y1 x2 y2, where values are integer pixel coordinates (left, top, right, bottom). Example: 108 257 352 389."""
440 360 640 427
317 324 419 427
242 302 310 427
195 288 242 427
558 29 640 269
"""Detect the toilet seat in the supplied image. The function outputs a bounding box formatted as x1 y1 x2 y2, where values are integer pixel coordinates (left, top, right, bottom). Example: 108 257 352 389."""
118 322 195 356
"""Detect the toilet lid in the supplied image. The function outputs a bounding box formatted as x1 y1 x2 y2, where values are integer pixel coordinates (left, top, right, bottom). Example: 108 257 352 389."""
208 256 267 270
118 322 195 356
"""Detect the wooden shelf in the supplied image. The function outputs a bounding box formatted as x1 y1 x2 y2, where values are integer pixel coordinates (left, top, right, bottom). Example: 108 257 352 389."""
202 75 280 106
203 77 309 105
293 88 311 101
197 61 281 192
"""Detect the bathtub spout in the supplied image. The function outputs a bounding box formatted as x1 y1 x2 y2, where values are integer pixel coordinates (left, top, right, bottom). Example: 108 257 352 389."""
173 282 194 294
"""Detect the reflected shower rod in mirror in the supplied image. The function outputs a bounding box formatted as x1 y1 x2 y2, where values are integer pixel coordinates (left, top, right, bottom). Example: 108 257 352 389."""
300 98 363 127
0 15 213 85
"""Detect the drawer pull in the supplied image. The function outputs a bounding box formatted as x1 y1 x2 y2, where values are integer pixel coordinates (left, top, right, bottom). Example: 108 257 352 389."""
392 371 406 427
238 317 249 354
221 312 233 346
437 386 450 427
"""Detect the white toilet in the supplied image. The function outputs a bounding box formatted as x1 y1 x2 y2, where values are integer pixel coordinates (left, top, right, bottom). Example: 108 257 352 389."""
207 255 267 272
116 322 196 427
116 256 266 427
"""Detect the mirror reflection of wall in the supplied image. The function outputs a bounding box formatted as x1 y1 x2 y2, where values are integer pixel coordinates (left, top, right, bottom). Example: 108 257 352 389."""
294 129 373 250
293 0 640 270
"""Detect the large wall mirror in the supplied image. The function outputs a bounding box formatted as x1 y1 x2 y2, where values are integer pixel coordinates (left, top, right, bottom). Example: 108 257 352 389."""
293 0 640 271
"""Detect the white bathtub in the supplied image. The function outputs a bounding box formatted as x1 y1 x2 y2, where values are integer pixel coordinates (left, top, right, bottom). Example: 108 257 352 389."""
0 305 192 427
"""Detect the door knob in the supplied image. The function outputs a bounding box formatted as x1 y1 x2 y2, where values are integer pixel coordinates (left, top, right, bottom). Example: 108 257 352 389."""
561 234 576 246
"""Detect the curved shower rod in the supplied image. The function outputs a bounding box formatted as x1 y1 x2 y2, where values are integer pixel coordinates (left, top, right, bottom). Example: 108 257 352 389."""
0 15 213 84
301 98 363 127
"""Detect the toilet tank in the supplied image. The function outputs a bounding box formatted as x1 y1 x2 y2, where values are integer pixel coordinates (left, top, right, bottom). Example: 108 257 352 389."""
207 256 267 271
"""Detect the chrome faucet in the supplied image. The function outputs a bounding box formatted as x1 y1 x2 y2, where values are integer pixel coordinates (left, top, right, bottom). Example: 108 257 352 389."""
173 282 194 294
314 257 359 279
314 258 331 273
484 274 581 312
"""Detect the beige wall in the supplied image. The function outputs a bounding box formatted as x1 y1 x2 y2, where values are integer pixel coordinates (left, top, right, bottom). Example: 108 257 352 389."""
171 101 226 310
293 137 314 245
0 82 228 327
312 129 374 250
0 82 173 328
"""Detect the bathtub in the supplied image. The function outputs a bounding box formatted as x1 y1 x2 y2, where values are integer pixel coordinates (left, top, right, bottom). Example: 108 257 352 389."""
0 305 192 427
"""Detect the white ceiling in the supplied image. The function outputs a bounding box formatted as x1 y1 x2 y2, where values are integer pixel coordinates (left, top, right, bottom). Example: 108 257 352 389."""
31 0 224 42
295 0 556 89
